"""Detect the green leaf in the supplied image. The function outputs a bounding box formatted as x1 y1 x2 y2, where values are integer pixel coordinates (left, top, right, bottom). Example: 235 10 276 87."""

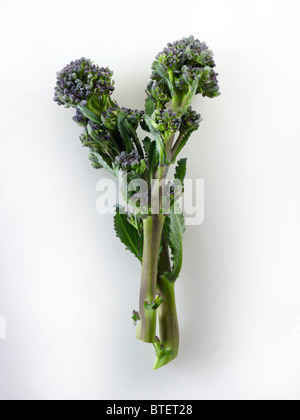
143 137 158 178
77 105 102 125
124 119 144 158
143 136 152 159
144 114 166 163
174 158 187 184
89 151 116 176
87 94 107 117
86 124 108 151
117 112 134 153
163 209 185 282
148 140 158 180
138 159 147 175
152 61 175 96
145 96 155 116
114 209 143 262
124 119 137 139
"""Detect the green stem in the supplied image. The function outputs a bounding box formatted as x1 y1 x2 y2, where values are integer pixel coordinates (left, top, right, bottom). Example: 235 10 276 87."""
154 237 179 369
136 214 165 342
132 132 145 159
170 132 184 161
171 93 184 111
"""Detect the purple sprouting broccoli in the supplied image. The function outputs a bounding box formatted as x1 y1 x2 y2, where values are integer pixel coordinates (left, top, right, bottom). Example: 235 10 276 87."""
54 36 220 370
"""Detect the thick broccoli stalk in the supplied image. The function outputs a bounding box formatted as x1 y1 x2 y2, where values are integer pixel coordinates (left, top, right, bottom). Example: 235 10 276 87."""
136 214 165 343
53 36 220 370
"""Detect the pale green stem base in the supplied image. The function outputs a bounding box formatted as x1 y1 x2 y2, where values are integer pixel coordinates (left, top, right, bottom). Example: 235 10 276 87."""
154 242 179 369
154 279 179 369
136 214 165 343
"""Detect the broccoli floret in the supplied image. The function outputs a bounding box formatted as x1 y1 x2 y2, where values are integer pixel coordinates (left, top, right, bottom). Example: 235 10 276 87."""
150 36 220 99
101 106 144 132
80 124 110 149
73 108 89 127
115 150 143 172
151 109 181 135
54 57 114 108
180 106 202 132
156 35 215 70
121 107 145 130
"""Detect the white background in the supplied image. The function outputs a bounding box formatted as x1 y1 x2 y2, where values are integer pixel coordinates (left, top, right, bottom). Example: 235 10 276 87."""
0 0 300 400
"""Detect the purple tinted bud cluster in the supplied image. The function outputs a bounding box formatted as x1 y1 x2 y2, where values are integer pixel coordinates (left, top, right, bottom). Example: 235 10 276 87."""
180 106 202 131
121 107 144 129
101 106 144 131
178 65 219 98
89 121 118 149
80 122 112 150
88 120 106 136
54 57 114 108
153 109 181 133
151 36 220 98
73 108 89 127
156 35 215 71
199 68 219 98
115 150 141 171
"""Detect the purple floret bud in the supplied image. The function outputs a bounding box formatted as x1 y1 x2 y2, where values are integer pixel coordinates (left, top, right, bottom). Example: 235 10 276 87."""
114 149 144 173
152 108 182 134
180 106 202 131
73 108 89 127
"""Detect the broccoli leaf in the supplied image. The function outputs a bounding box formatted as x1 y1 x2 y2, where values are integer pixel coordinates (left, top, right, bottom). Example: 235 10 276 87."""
163 209 185 283
123 119 144 158
77 105 102 125
143 137 158 181
114 209 143 262
147 140 158 180
144 114 166 163
117 112 134 153
143 136 152 159
174 158 187 184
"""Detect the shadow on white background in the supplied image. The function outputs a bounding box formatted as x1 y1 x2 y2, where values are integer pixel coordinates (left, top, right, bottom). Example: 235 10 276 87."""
0 316 6 340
